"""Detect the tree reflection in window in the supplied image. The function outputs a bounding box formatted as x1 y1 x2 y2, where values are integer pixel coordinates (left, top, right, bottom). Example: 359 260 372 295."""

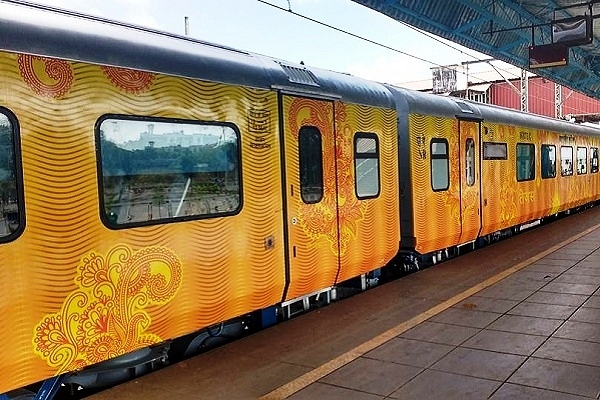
0 112 19 237
98 117 241 226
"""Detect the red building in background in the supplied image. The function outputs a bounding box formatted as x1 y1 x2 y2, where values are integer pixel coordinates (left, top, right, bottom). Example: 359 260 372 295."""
403 67 600 123
489 76 600 121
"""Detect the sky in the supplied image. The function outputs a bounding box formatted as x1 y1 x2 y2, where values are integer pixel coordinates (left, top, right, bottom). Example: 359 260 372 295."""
24 0 522 86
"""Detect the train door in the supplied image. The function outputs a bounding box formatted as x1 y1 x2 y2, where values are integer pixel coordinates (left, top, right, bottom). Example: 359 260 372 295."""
280 95 340 301
458 119 482 245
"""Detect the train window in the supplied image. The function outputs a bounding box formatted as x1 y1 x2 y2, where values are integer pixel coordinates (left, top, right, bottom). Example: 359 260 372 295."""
465 138 475 186
541 144 556 179
299 126 323 204
97 116 241 227
483 142 507 160
354 133 380 199
516 143 535 182
560 146 574 176
0 109 22 239
577 147 588 174
591 147 599 173
430 139 449 191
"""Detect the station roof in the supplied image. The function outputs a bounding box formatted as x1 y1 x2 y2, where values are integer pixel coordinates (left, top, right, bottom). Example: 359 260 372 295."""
351 0 600 100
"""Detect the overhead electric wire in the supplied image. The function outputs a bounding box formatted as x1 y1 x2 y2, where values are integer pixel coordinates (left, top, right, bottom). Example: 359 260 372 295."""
255 0 596 116
256 0 522 83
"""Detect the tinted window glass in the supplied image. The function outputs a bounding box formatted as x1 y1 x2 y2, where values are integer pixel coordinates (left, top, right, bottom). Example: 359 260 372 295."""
431 139 449 191
541 144 556 179
0 111 21 238
591 147 598 173
354 133 380 199
299 126 323 204
465 138 475 186
561 146 573 176
98 117 241 227
577 147 587 174
483 142 507 160
517 143 535 181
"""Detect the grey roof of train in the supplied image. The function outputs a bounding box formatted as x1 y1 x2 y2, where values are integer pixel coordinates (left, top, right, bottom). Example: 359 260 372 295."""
387 85 600 138
0 1 394 109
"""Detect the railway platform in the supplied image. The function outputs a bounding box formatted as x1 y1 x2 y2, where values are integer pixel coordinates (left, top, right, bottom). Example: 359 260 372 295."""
86 206 600 400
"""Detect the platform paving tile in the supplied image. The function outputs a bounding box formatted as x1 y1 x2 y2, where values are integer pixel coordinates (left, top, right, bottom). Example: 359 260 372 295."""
544 250 593 261
287 382 384 400
486 314 564 336
525 291 588 307
503 269 557 282
489 383 592 399
583 295 600 308
428 307 501 328
462 329 547 355
388 369 500 400
544 252 591 261
317 357 421 397
508 357 600 398
561 242 599 250
570 307 600 324
568 265 600 276
429 347 525 381
533 337 600 367
398 321 480 346
554 273 600 285
524 258 578 270
452 296 518 314
506 301 577 320
553 320 600 343
363 337 454 368
540 282 599 295
474 284 537 301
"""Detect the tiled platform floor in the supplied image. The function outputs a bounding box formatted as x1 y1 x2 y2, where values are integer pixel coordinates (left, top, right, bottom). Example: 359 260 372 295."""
288 230 600 400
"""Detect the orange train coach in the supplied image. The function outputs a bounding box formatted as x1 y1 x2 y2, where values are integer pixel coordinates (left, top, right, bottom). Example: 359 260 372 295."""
1 2 600 398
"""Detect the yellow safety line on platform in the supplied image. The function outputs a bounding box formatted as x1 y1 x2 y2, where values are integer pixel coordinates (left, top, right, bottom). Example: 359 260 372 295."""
259 223 600 400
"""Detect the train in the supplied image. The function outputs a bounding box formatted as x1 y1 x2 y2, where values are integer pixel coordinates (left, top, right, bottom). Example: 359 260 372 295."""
1 1 600 398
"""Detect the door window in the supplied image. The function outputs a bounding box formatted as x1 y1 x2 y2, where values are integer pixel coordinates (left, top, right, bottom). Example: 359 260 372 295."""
298 126 323 204
465 138 475 186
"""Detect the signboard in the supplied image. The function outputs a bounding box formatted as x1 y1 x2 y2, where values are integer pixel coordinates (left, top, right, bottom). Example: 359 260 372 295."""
552 15 592 46
529 44 569 69
432 67 457 94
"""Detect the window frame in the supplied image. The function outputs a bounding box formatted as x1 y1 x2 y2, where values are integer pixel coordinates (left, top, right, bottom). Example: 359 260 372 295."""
483 142 508 160
516 143 535 182
541 144 556 179
560 145 574 177
430 138 450 192
353 132 380 199
96 114 243 229
465 138 476 186
0 107 24 242
298 125 324 204
591 147 599 173
577 146 588 175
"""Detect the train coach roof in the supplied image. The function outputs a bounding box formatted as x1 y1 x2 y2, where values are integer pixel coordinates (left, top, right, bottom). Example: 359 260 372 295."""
472 101 600 137
0 1 394 109
385 85 484 121
387 84 600 137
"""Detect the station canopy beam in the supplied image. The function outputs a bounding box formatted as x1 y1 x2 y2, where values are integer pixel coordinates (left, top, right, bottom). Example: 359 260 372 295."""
351 0 600 100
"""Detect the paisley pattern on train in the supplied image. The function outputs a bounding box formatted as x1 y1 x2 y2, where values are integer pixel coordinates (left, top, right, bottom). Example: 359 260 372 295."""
33 245 182 372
